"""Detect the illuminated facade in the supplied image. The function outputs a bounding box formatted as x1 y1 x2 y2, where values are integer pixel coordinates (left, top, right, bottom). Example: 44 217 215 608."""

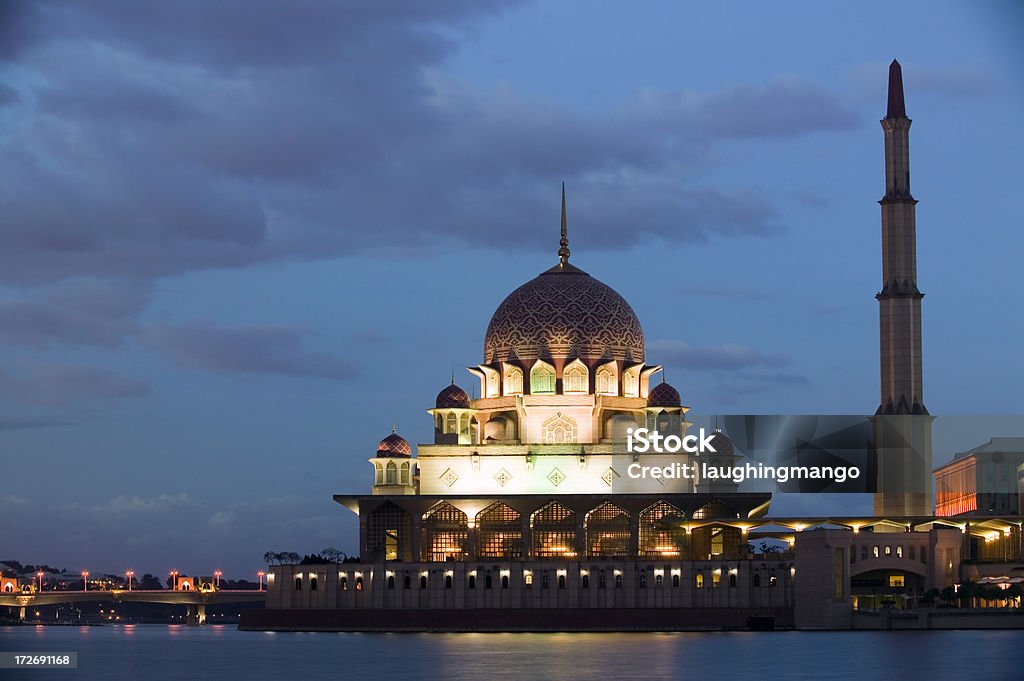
934 438 1024 517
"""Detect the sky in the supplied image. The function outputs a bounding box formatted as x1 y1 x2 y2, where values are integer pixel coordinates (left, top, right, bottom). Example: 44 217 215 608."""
1 1 1022 579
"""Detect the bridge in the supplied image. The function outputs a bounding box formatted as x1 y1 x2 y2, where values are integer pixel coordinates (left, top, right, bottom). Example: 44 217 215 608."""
0 589 266 625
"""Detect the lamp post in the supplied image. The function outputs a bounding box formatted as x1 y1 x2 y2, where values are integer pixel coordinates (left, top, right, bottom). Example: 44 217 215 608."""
81 571 89 591
169 570 178 591
214 570 222 589
125 570 134 591
257 571 265 591
36 571 44 592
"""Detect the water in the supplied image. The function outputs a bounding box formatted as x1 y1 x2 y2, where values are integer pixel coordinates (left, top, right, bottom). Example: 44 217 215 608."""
2 625 1023 680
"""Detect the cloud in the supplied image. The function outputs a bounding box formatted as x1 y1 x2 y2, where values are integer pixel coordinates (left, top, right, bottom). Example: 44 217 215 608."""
648 340 793 371
0 362 149 405
91 493 196 513
207 510 237 527
0 280 152 348
144 323 356 381
0 417 76 431
0 1 858 286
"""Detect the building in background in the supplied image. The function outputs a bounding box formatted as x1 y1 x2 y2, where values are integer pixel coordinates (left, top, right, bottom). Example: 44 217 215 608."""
934 438 1024 517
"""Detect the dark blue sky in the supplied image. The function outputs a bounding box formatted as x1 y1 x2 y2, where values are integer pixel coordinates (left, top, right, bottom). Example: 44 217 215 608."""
1 1 1022 578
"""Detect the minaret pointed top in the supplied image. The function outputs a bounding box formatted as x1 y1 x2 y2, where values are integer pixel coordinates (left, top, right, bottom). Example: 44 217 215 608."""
886 59 907 119
451 368 455 385
558 182 570 265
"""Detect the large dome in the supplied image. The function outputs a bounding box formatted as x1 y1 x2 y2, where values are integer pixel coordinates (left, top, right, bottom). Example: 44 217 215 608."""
484 262 645 365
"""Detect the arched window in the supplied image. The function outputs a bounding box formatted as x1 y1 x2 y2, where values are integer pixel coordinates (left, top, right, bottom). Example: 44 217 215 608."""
355 576 363 590
385 461 397 485
696 573 704 589
639 573 647 588
503 365 523 395
387 575 395 589
295 577 302 591
623 366 640 397
655 573 664 586
400 462 410 485
445 575 452 589
341 576 348 591
422 502 468 561
585 502 630 557
582 574 590 588
896 546 903 558
884 546 892 556
310 577 318 591
614 573 623 588
558 574 566 589
639 500 686 557
542 413 577 444
563 360 588 394
596 363 617 396
530 361 555 394
672 573 680 588
374 463 384 485
468 574 476 589
445 412 457 433
477 502 523 559
769 572 777 587
531 501 576 558
501 575 509 589
873 545 879 558
728 573 736 588
367 502 410 561
525 572 533 586
486 369 500 398
753 573 760 587
420 575 428 589
459 414 470 435
485 574 493 589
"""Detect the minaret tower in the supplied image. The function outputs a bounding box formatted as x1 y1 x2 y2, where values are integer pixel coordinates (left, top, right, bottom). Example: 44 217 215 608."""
877 59 926 417
873 60 933 516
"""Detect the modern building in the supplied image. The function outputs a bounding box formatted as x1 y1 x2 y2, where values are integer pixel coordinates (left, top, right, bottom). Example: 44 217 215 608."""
934 438 1024 517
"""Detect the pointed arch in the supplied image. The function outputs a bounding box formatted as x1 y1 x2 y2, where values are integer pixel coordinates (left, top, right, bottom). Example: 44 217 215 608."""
422 501 468 561
530 360 555 394
563 358 589 395
585 502 631 557
623 364 641 397
531 501 576 558
542 413 577 444
503 363 523 396
385 460 397 485
400 461 411 485
596 361 618 396
477 501 523 558
639 500 687 557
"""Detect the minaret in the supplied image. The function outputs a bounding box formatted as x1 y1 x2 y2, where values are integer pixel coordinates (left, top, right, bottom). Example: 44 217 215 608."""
877 59 926 417
873 60 933 516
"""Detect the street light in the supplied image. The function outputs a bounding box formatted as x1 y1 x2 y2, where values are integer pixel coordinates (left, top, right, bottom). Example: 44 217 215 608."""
125 570 134 591
169 570 178 591
81 571 89 591
36 571 44 592
257 571 265 591
214 570 222 589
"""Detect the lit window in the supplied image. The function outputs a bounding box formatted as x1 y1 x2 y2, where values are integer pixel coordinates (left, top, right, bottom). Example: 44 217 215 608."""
889 575 905 588
530 361 555 395
896 546 903 558
504 365 523 395
884 546 891 556
696 573 704 589
524 573 533 587
563 360 588 394
873 546 879 558
596 364 617 396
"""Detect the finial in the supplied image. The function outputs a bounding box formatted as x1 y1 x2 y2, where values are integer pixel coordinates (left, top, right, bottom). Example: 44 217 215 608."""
558 182 570 265
661 372 666 384
886 59 906 119
391 423 396 434
451 368 455 385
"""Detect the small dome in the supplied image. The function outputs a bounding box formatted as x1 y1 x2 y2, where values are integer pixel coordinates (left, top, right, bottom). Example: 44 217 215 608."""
436 383 470 409
707 430 735 457
376 431 412 458
647 381 681 408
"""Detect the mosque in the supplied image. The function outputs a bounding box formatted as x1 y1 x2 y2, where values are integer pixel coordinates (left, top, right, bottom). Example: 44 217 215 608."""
243 62 1024 632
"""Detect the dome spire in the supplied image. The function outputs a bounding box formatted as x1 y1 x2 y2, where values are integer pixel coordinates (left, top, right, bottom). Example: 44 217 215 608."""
558 182 570 265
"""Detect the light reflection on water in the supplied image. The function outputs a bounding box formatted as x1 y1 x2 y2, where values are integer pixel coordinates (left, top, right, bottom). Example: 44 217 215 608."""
2 625 1022 680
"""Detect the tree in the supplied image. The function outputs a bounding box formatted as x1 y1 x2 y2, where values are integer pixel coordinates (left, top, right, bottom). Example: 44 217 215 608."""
321 548 347 563
138 573 163 590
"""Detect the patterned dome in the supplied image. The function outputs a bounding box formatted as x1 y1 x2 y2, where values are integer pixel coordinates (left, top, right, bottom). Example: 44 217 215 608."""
436 383 470 409
647 381 681 408
484 262 645 364
707 430 735 457
376 431 412 458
